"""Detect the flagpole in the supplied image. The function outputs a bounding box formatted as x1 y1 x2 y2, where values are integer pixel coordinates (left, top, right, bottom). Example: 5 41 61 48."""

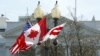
74 0 82 56
75 0 77 20
51 1 60 56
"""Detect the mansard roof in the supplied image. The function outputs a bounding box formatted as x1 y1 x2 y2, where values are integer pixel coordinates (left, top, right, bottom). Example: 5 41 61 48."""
80 21 100 31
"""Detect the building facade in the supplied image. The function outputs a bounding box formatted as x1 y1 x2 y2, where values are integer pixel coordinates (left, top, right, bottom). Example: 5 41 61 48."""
0 15 100 56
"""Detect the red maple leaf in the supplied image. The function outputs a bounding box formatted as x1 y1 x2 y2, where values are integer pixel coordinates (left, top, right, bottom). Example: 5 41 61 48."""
28 30 38 39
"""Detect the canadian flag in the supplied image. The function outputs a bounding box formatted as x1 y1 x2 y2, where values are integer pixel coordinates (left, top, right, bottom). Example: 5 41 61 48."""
24 17 47 45
10 17 47 54
42 23 66 42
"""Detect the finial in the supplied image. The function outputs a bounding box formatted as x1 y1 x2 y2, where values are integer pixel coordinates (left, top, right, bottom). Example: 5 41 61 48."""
1 14 4 17
56 1 58 5
92 16 95 21
38 1 40 5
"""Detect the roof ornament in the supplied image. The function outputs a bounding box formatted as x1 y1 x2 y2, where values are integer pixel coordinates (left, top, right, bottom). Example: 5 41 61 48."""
92 16 95 21
1 14 4 17
38 1 40 6
55 1 58 5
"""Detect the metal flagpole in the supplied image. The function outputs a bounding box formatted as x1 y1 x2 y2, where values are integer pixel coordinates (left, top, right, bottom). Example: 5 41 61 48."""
74 0 83 56
51 1 60 56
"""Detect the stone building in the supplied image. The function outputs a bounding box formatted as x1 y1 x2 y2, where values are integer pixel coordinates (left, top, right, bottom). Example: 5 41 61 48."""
0 14 100 56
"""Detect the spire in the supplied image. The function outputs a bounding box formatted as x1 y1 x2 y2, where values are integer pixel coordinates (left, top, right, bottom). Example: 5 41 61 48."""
51 1 61 18
38 1 40 6
25 7 31 21
92 16 95 21
33 1 44 19
55 1 58 5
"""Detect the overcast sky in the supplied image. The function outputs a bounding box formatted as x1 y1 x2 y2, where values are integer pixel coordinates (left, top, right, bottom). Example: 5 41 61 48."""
0 0 100 21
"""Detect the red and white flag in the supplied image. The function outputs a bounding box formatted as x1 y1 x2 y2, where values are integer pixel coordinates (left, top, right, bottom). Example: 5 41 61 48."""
24 17 47 45
10 17 47 54
42 23 66 42
10 33 30 54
